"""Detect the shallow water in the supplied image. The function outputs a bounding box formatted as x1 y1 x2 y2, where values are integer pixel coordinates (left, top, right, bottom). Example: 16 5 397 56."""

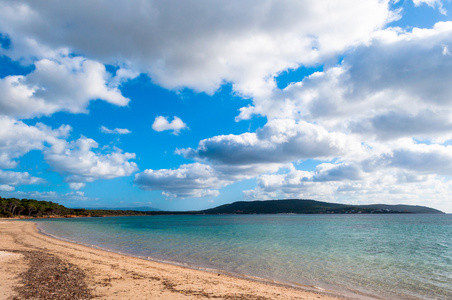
34 214 452 299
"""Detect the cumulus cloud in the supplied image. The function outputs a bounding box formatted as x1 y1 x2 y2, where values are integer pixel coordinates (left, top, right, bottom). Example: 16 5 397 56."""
0 0 397 96
242 140 452 211
350 110 452 142
245 162 366 199
134 163 230 198
0 116 138 190
345 23 452 106
0 184 15 191
134 160 288 199
100 126 131 135
1 0 451 211
0 0 404 200
0 54 130 118
239 23 452 142
0 116 70 168
245 169 452 212
0 170 43 191
180 119 360 165
44 137 138 187
378 142 452 175
140 119 362 198
152 116 187 135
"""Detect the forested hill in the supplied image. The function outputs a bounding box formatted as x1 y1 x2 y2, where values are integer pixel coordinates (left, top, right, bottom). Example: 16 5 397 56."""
200 199 444 214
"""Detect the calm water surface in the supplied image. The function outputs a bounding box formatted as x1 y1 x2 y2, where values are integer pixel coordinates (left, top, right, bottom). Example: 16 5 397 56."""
34 214 452 299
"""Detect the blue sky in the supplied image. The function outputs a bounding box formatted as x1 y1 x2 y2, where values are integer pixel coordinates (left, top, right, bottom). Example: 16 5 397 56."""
1 0 452 213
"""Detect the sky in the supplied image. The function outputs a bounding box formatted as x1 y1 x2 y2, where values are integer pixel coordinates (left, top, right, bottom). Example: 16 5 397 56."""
1 0 452 213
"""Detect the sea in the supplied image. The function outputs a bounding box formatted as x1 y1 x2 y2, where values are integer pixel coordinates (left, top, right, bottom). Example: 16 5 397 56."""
34 214 452 299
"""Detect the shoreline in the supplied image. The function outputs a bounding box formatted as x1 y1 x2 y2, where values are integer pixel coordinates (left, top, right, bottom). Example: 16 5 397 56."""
35 223 359 298
0 220 353 300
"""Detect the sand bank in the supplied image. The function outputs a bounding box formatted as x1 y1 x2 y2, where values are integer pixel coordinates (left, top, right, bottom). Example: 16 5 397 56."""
0 221 347 299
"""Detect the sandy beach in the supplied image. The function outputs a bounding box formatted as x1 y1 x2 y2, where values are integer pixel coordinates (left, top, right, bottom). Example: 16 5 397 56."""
0 220 348 300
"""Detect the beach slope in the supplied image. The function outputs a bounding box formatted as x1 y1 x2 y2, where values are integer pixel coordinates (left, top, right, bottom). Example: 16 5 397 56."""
0 221 344 299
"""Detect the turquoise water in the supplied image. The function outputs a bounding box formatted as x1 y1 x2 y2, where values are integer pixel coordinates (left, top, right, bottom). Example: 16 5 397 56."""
35 214 452 299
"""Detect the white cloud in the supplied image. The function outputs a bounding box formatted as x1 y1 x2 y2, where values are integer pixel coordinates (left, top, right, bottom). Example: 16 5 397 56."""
4 190 90 202
350 110 452 142
0 116 138 190
413 0 446 15
0 185 14 191
0 170 43 190
377 141 452 175
345 23 452 107
44 137 138 187
100 126 131 135
68 182 86 190
1 1 451 211
246 169 452 212
0 54 130 118
134 160 286 199
0 0 397 96
142 119 362 198
180 119 360 165
135 163 229 198
244 162 366 199
135 21 452 210
242 140 452 212
239 23 452 142
0 116 70 168
152 116 187 135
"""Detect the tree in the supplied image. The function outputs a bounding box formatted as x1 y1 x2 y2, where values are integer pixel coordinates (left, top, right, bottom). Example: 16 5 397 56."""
6 198 20 216
26 203 37 216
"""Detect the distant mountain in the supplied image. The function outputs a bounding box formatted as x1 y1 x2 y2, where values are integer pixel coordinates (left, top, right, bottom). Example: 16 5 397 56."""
85 206 161 212
199 199 444 214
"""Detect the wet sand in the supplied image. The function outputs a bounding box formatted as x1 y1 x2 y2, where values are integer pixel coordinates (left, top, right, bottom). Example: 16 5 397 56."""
0 221 347 299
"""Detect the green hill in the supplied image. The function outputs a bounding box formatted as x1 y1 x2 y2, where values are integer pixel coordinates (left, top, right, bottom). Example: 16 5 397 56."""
200 199 444 214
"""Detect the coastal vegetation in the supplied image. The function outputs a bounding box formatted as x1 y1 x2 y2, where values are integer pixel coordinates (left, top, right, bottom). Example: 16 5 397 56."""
0 197 148 218
0 197 71 218
0 197 444 218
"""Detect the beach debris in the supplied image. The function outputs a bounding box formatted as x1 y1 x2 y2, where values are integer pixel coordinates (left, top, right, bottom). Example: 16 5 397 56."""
12 250 92 300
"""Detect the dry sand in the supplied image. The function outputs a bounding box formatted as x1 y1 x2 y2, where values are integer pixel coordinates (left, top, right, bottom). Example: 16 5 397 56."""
0 220 348 300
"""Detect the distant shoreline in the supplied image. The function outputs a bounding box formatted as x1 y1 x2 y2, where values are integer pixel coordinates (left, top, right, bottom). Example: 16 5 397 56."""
1 197 444 219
